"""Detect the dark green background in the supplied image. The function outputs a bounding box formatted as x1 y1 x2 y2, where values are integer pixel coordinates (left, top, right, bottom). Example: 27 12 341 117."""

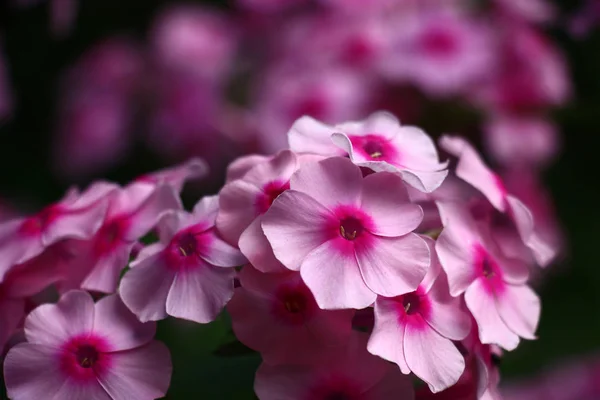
0 0 599 398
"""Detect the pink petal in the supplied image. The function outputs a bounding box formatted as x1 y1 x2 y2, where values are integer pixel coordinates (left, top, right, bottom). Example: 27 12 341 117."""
238 217 287 273
368 297 410 374
439 135 507 211
496 284 540 340
435 220 477 297
119 251 176 322
4 343 110 400
225 154 271 183
139 157 208 193
300 239 376 309
465 278 520 350
507 196 556 267
97 341 172 400
166 264 235 323
124 185 182 241
0 224 43 280
25 290 95 347
404 318 466 393
241 149 298 187
199 230 246 267
356 233 429 297
93 294 156 351
398 168 449 194
216 178 263 245
360 172 423 237
191 195 220 226
0 298 24 350
287 116 342 156
424 298 471 341
42 201 108 246
81 243 132 293
262 190 332 271
290 156 362 209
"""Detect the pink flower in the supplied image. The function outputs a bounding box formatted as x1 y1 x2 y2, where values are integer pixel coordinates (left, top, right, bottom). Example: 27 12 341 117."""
217 150 300 273
368 237 471 393
254 333 415 400
0 182 116 282
435 201 540 350
135 157 208 194
384 9 493 96
4 290 171 400
440 135 556 267
262 157 429 309
73 183 182 293
227 265 354 365
483 114 559 169
252 65 370 153
120 196 245 323
289 112 448 192
151 6 237 82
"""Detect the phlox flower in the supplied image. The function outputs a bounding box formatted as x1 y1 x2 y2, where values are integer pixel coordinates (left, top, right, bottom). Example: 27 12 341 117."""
74 182 182 293
227 265 354 365
440 135 556 267
120 196 245 323
217 150 301 273
3 290 171 400
135 157 208 194
368 237 471 393
254 333 415 400
288 111 448 192
262 157 429 309
0 182 116 282
435 201 540 350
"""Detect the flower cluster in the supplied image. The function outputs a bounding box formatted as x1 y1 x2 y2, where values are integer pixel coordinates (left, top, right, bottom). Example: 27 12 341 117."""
0 111 554 399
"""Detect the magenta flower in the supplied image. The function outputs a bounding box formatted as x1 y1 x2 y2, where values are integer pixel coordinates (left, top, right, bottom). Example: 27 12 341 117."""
254 333 415 400
76 182 182 293
368 237 471 393
120 196 245 323
440 135 556 267
436 202 540 350
262 157 429 309
3 290 171 400
0 182 116 282
227 265 354 365
289 112 448 192
217 150 299 273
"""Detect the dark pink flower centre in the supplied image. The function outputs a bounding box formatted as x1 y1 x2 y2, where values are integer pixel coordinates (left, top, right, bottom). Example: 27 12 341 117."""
421 29 458 56
273 284 317 325
402 292 421 315
176 232 199 257
257 180 290 214
164 225 212 271
19 205 62 236
93 217 128 256
339 217 364 241
349 134 398 163
76 345 99 368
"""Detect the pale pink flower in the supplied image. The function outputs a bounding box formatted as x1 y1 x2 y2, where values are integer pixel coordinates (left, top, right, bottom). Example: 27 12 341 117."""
252 65 370 153
224 154 271 183
368 237 471 393
435 201 540 350
254 333 415 400
484 114 559 169
227 265 354 365
73 183 182 293
0 182 116 282
151 6 237 82
217 150 299 273
289 112 448 192
4 290 171 400
262 157 429 309
440 135 556 267
384 9 493 96
120 196 245 323
135 157 208 194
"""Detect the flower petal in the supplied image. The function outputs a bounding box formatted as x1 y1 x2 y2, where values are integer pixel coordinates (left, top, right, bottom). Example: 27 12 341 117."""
300 239 376 309
496 284 540 340
262 190 332 271
124 185 182 241
287 115 342 156
199 230 246 267
81 243 132 293
216 178 263 245
368 297 410 374
25 290 95 347
166 264 235 323
356 233 429 297
97 341 172 400
93 294 156 351
360 172 423 237
464 278 520 350
120 251 176 323
404 316 465 393
424 298 471 341
238 217 287 273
